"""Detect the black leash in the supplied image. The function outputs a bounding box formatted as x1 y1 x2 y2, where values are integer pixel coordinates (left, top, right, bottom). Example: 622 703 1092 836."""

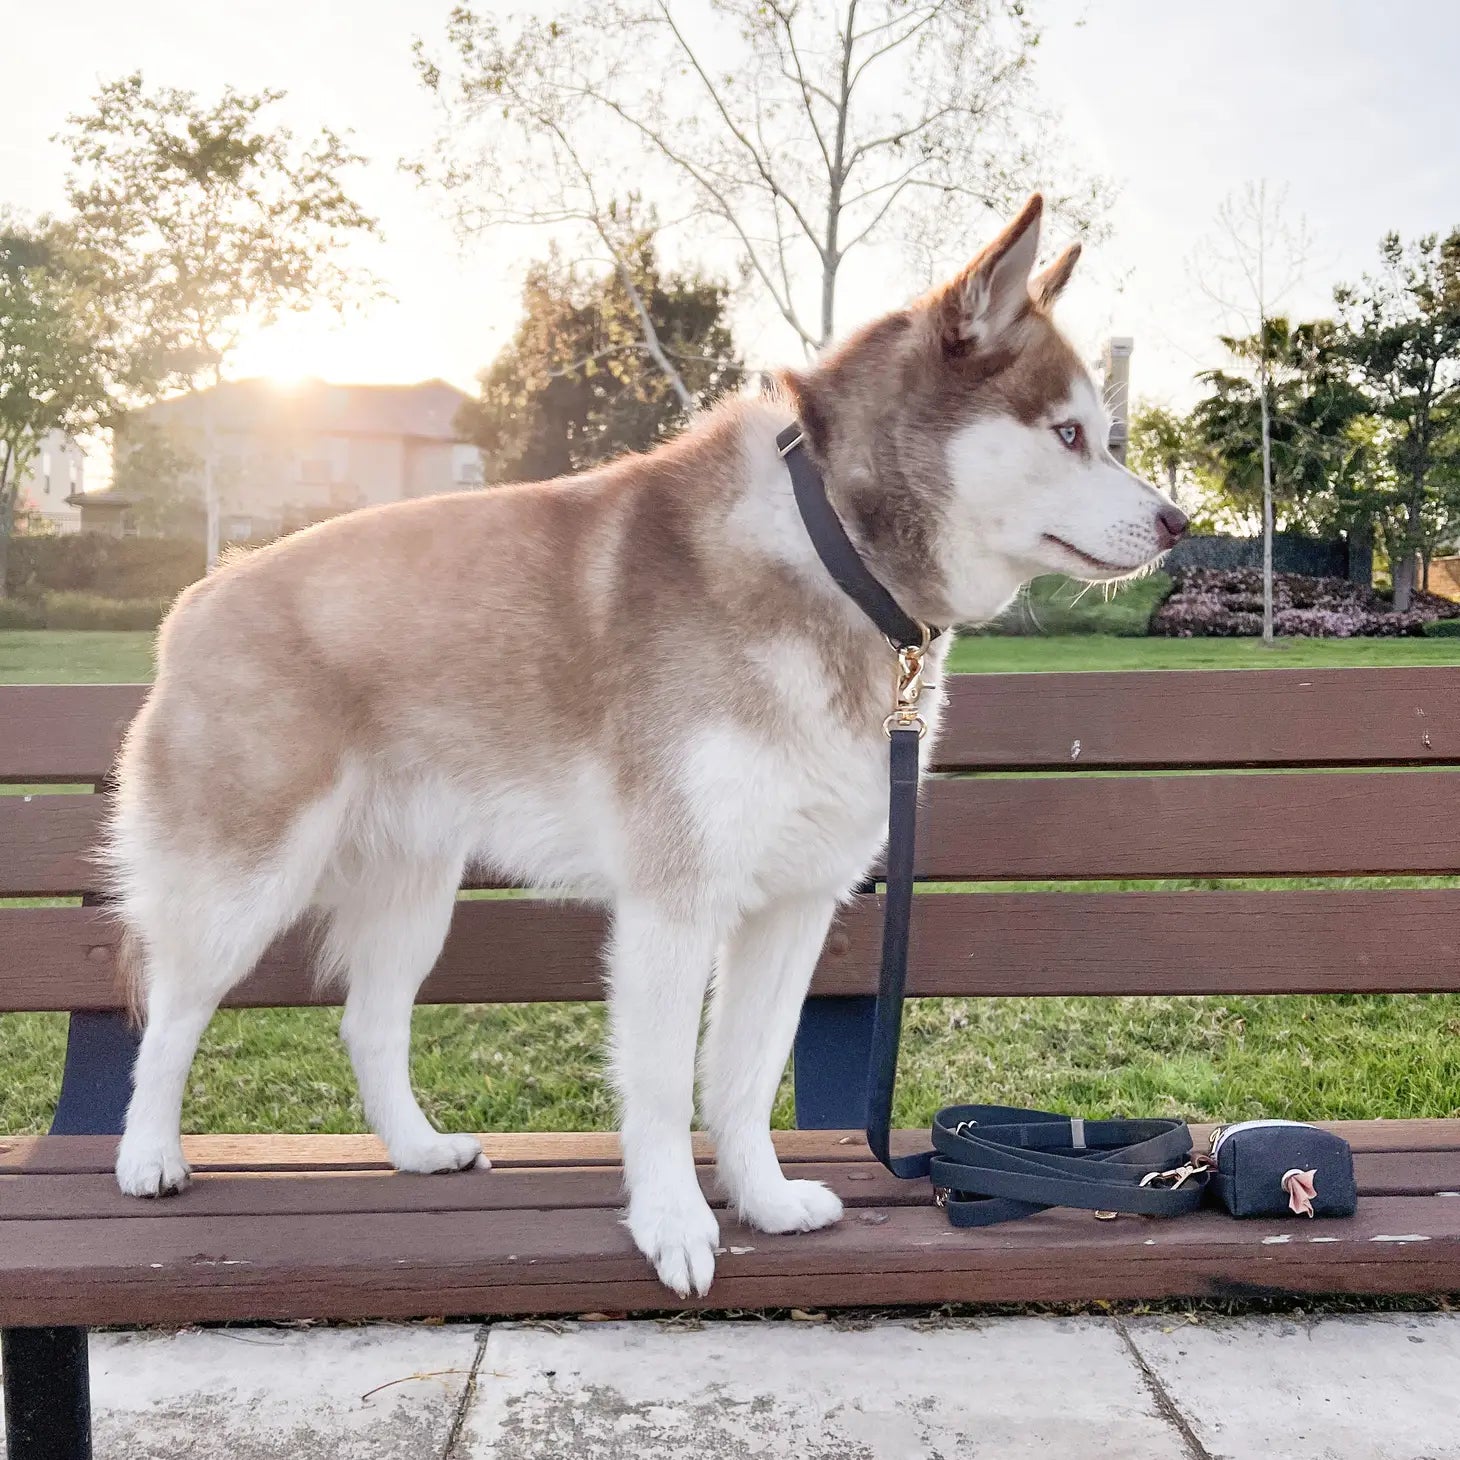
781 421 1207 1226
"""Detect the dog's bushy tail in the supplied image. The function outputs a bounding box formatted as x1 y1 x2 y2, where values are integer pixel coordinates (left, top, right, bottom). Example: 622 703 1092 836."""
115 922 147 1029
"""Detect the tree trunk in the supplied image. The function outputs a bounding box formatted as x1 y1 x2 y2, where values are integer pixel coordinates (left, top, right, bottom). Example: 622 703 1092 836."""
203 364 229 573
1393 551 1417 612
612 257 694 410
1347 518 1374 586
1259 361 1274 643
1422 548 1432 592
0 454 13 598
1393 486 1424 613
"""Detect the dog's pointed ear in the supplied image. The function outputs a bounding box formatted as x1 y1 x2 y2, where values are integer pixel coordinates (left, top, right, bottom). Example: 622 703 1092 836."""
936 193 1043 354
777 368 831 456
1032 240 1081 310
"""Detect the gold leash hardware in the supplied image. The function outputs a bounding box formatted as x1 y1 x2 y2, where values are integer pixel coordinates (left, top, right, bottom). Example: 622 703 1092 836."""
1138 1154 1214 1190
883 623 933 739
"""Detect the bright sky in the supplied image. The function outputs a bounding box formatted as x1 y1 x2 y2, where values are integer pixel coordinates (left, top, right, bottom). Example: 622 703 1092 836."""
5 0 1458 479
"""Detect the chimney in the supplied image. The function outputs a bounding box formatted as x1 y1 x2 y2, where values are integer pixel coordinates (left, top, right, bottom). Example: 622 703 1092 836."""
1101 337 1133 464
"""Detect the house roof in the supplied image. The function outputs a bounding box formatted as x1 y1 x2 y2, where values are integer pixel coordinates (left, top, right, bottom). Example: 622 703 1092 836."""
131 378 474 442
66 490 135 510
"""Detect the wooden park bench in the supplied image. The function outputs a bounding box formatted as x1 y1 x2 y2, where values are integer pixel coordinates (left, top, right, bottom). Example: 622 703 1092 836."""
4 668 1460 1455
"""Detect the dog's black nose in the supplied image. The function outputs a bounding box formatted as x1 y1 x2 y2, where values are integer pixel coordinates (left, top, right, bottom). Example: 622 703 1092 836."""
1156 504 1188 550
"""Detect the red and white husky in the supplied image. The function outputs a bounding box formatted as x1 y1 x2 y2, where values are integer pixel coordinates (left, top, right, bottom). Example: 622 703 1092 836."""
109 196 1185 1295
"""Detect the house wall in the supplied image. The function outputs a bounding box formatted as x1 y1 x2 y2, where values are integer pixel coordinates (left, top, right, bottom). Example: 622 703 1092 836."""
121 384 475 536
1428 557 1460 601
18 431 84 533
348 434 406 506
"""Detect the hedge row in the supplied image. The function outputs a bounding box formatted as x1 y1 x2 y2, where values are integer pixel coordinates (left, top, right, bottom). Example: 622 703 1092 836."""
0 593 172 631
7 534 203 601
1153 568 1460 638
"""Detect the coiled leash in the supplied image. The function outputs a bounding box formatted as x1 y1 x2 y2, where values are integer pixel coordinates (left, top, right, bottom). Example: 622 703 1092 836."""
780 421 1208 1226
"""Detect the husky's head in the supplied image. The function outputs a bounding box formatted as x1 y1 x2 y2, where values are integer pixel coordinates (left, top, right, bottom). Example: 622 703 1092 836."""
782 194 1186 626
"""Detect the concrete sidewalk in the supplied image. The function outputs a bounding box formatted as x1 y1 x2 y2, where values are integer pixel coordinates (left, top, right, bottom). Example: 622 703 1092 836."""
3 1312 1457 1458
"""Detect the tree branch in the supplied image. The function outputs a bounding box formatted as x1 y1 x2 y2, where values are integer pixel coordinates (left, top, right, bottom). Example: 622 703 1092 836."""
649 0 825 257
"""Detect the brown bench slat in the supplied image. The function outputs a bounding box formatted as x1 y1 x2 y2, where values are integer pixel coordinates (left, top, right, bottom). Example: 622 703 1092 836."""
0 1160 930 1221
7 671 1460 784
914 770 1460 880
6 1121 1458 1176
0 793 104 895
6 1144 1456 1222
3 1194 1457 1327
0 1130 883 1173
10 766 1460 896
935 668 1460 771
10 886 1460 1013
0 684 144 784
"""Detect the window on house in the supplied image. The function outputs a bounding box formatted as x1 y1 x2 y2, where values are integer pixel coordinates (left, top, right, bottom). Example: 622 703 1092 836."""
42 453 52 497
452 444 485 486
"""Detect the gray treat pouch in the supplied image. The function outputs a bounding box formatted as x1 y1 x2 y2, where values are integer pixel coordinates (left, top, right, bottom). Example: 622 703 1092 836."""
1207 1119 1357 1218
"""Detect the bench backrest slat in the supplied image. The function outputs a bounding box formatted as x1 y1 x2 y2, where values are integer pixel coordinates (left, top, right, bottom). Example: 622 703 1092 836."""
9 885 1460 1014
6 670 1460 784
7 767 1460 898
4 671 1459 1016
934 668 1460 770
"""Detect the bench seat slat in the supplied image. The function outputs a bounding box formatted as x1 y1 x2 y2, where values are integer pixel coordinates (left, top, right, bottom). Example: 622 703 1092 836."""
2 1194 1458 1327
6 1122 1459 1176
9 889 1460 1014
0 1161 921 1220
5 1145 1457 1222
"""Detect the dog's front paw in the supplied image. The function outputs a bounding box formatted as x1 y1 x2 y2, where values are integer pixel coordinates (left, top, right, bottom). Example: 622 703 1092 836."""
626 1191 720 1298
738 1177 844 1235
116 1134 191 1198
391 1132 489 1175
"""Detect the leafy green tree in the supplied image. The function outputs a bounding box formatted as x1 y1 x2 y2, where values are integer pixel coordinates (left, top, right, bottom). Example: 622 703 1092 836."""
0 224 112 594
58 73 380 567
111 418 203 538
1127 404 1191 497
461 236 742 482
1191 318 1373 542
1126 403 1234 533
1334 227 1460 609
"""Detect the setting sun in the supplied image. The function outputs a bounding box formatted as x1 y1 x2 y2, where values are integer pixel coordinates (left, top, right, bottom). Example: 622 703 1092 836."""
229 303 475 391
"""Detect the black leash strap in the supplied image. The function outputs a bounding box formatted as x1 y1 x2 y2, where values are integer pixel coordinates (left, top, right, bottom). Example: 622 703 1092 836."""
863 722 1207 1225
778 417 1206 1225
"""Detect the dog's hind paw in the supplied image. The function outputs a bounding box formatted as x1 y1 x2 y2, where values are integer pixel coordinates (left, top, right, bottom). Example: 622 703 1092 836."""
738 1177 844 1235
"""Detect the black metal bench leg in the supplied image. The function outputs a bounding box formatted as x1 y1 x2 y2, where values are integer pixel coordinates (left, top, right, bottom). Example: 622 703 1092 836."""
5 1000 137 1456
3 1327 92 1460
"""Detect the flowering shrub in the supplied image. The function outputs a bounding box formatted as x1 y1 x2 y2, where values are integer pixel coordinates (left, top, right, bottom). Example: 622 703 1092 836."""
1151 568 1460 638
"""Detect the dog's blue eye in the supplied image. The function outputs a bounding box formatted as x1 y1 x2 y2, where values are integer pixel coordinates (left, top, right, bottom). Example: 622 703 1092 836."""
1055 422 1083 450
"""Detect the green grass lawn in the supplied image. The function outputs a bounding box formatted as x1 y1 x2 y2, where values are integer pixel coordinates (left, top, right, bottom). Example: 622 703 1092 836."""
0 629 156 683
3 626 1459 1137
3 625 1459 684
946 633 1460 673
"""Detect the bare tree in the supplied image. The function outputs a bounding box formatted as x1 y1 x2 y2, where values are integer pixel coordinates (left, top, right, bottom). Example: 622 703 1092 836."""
414 0 1105 373
1192 182 1310 642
